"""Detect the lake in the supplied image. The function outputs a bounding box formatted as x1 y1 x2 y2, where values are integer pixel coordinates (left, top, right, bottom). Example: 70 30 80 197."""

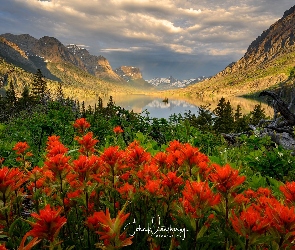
84 94 273 119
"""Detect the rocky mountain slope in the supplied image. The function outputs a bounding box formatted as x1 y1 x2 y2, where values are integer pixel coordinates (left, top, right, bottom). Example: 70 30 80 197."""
179 4 295 98
1 33 124 82
114 66 152 89
0 34 152 98
66 44 123 82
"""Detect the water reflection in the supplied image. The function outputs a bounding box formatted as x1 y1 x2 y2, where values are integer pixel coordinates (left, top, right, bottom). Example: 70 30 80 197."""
143 99 200 119
84 94 273 119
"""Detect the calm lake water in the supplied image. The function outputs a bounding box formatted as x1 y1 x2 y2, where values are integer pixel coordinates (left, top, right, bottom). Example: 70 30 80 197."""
85 94 273 119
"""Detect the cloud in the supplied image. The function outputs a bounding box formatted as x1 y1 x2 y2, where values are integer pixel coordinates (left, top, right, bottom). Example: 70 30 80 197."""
0 0 294 79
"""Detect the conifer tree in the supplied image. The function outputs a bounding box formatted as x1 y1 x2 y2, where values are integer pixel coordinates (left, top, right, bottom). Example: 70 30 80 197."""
213 97 234 133
5 80 17 105
18 85 33 108
250 104 266 125
31 69 47 101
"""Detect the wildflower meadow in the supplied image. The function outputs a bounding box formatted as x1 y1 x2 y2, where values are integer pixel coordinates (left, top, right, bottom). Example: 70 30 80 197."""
0 116 295 250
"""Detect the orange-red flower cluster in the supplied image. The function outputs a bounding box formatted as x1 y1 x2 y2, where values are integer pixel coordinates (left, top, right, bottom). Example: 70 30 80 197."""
27 204 66 242
0 167 26 199
75 132 99 156
209 163 246 193
73 118 91 134
87 208 133 248
181 180 220 218
113 125 124 134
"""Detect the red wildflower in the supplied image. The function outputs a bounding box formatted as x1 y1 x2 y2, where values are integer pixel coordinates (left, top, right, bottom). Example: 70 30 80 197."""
72 155 100 182
0 244 7 250
0 167 26 200
153 152 169 169
265 202 295 234
125 141 151 168
162 171 183 192
117 182 135 199
75 132 99 156
280 182 295 203
87 208 133 248
100 146 124 171
12 142 30 155
231 205 269 237
209 164 245 193
137 163 160 181
166 140 182 152
27 204 67 242
73 118 91 134
145 179 163 195
113 126 124 134
46 135 68 157
181 180 220 218
44 154 71 179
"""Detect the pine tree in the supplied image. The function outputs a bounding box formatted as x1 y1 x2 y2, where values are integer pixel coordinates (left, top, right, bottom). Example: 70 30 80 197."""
56 81 64 102
250 104 266 125
31 69 47 101
5 80 17 105
213 97 234 133
234 105 242 121
18 85 34 109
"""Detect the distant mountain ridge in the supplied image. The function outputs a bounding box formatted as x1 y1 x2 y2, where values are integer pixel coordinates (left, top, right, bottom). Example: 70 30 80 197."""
181 4 295 98
0 33 154 97
216 5 295 78
147 76 207 89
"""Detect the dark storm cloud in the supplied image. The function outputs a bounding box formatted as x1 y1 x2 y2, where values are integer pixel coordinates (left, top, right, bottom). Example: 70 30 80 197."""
0 0 294 79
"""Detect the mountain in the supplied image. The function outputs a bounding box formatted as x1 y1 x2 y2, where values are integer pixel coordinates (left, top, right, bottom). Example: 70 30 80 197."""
66 44 123 82
1 33 124 83
180 4 295 98
148 76 207 90
114 66 152 89
0 33 152 99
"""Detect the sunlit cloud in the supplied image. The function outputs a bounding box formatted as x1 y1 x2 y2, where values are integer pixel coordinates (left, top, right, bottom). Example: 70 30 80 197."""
1 0 295 79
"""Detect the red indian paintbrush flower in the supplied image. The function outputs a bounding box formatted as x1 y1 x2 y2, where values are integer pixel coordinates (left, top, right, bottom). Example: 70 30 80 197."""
209 163 245 193
0 244 7 250
75 132 99 156
117 182 135 199
144 179 163 195
125 141 151 168
113 126 124 134
27 204 67 242
100 146 124 171
44 154 71 180
73 118 91 134
87 208 133 248
0 167 26 199
181 180 220 218
280 181 295 203
12 142 30 155
46 135 68 157
265 202 295 234
231 205 270 237
12 141 33 164
162 171 183 192
72 155 100 182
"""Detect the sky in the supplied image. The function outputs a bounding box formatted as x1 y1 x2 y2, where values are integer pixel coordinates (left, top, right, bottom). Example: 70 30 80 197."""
0 0 294 80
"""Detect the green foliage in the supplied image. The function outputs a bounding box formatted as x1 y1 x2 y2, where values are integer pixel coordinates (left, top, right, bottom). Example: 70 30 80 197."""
31 69 48 101
213 97 235 133
249 104 266 125
289 66 295 79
